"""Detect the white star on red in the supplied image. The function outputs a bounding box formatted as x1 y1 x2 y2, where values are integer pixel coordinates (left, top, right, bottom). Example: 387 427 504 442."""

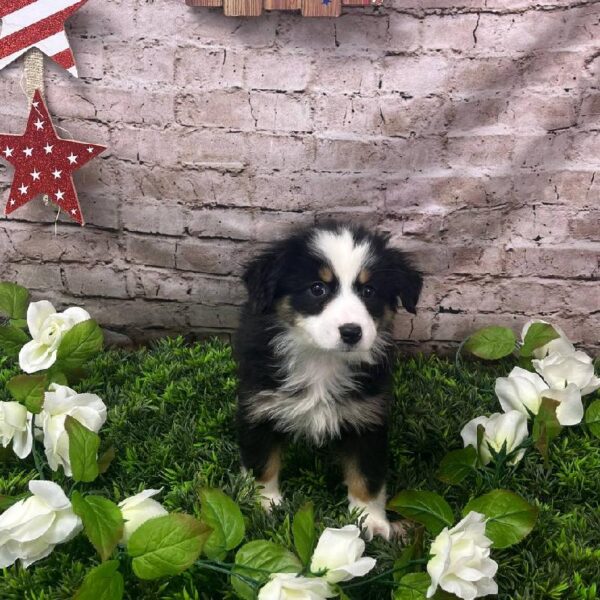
3 146 13 158
44 143 53 154
34 119 44 130
0 90 106 225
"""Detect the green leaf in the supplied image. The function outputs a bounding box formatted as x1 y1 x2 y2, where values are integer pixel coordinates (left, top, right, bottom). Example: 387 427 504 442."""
71 492 124 562
65 416 100 483
55 319 103 372
532 397 562 463
9 318 27 329
0 325 29 358
387 490 454 536
0 282 29 320
128 513 211 580
292 502 316 566
45 368 69 386
232 540 302 600
6 374 47 413
393 545 418 582
199 488 245 560
463 489 538 549
436 446 478 484
74 560 124 600
520 322 560 358
585 400 600 439
97 447 116 475
464 326 516 360
393 572 430 600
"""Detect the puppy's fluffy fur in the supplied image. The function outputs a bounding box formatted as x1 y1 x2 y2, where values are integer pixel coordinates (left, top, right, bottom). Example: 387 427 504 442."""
234 222 423 539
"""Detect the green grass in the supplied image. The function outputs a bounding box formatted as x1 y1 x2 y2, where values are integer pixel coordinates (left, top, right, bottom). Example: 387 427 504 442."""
1 337 599 600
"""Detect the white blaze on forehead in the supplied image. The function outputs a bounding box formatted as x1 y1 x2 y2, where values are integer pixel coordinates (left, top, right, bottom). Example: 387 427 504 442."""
311 228 371 287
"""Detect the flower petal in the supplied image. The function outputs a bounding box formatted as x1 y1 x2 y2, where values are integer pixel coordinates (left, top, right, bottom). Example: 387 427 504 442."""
29 480 71 510
544 384 584 426
26 301 56 340
118 489 163 510
19 341 56 374
43 510 82 544
61 307 91 326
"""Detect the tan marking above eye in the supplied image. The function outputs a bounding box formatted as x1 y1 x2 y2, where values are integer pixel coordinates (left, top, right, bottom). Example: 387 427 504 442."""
318 266 334 283
358 269 371 285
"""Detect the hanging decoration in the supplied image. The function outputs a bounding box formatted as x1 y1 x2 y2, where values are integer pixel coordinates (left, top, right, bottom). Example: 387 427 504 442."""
185 0 382 18
0 1 107 226
0 0 89 77
0 89 105 225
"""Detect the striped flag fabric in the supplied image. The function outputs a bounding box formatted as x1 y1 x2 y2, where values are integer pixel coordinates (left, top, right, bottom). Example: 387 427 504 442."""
0 0 89 77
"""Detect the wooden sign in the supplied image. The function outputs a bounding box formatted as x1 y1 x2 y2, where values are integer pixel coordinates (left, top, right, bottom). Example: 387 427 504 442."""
186 0 381 17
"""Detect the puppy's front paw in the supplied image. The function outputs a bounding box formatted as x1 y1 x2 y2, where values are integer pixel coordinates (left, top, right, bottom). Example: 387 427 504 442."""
362 511 392 541
260 490 283 512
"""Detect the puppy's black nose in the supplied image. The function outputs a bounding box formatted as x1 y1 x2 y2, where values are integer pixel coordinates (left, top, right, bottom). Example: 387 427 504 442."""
339 323 362 345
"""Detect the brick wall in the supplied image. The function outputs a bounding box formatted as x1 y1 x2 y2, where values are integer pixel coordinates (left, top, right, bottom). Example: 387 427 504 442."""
1 0 599 353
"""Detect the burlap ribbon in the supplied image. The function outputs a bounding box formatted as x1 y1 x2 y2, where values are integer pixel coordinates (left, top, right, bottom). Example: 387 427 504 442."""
23 47 44 103
23 48 50 209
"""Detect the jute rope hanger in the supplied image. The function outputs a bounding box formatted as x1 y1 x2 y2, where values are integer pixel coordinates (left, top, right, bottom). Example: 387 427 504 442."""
23 47 45 102
20 48 55 223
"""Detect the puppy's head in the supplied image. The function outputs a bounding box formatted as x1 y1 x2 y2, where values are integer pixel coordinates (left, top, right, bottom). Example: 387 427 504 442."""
243 223 422 357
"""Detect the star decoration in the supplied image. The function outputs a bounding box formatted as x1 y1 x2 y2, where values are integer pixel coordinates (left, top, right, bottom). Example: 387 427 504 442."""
0 89 106 225
0 0 89 77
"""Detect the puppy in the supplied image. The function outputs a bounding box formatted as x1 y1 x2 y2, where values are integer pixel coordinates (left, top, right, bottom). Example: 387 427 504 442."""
234 222 422 539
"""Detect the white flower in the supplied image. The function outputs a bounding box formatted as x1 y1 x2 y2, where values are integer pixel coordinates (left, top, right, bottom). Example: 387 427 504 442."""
258 573 336 600
0 480 81 568
35 383 107 476
427 512 498 600
0 401 33 459
533 351 600 397
310 524 376 583
521 319 575 359
495 366 548 416
495 367 584 426
118 489 168 544
461 411 528 466
19 300 91 373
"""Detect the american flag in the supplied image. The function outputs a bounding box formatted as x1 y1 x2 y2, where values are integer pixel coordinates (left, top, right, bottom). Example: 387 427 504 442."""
0 0 89 77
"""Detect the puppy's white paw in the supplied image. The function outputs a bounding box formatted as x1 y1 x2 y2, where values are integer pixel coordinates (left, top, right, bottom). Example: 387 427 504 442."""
349 490 390 540
260 491 284 512
362 511 392 541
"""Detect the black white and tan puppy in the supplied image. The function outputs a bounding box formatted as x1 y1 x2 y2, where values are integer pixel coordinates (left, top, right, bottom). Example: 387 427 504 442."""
234 222 423 539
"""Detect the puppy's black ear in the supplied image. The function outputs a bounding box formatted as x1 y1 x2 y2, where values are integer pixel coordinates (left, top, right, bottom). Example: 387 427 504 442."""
242 246 286 314
385 249 423 314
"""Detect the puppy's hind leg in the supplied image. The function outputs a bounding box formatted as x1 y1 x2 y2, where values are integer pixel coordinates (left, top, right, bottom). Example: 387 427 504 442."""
340 426 396 541
239 422 284 511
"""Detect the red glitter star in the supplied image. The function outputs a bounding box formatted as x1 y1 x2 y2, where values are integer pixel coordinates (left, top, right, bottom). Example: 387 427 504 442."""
0 89 106 225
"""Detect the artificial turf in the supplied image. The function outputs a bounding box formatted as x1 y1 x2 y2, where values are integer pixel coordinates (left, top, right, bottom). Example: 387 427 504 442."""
1 337 599 599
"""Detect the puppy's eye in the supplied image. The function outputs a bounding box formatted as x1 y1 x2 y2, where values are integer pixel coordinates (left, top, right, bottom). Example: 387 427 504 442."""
310 282 327 297
361 285 375 299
